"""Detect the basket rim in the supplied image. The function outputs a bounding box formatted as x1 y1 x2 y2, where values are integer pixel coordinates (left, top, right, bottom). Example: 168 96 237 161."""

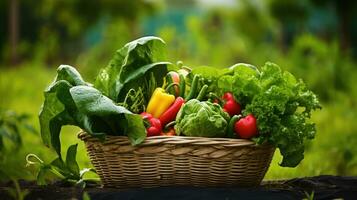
78 131 262 147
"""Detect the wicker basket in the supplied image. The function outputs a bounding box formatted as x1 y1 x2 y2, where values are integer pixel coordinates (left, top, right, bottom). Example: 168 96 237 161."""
79 132 275 188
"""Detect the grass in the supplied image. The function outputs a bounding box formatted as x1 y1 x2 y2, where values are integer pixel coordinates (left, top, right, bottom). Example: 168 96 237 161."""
0 62 356 182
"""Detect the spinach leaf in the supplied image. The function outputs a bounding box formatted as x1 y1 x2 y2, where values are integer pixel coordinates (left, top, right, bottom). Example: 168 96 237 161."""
94 36 169 102
39 79 80 156
40 65 146 159
124 114 147 145
28 144 97 186
65 143 80 178
70 85 146 140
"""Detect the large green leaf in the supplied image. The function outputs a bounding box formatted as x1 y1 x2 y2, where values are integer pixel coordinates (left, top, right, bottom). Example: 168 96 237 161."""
65 144 80 178
70 86 146 143
39 80 76 155
40 65 145 158
124 114 146 145
55 65 87 86
94 36 169 102
70 86 132 116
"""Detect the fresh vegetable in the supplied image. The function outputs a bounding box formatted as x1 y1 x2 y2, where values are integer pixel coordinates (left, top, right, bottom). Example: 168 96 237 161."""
39 65 146 158
222 92 241 116
94 36 170 103
166 72 180 96
140 112 153 119
140 112 162 136
168 71 180 83
227 115 240 138
160 121 176 136
179 74 186 97
146 88 175 118
40 37 176 158
185 75 199 101
175 99 230 137
159 97 185 126
146 118 162 137
118 88 146 113
196 84 209 101
234 114 258 139
160 128 176 136
39 36 321 169
189 66 231 97
218 62 321 167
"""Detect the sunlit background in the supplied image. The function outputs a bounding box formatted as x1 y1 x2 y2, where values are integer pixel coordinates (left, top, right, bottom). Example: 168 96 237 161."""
0 0 356 182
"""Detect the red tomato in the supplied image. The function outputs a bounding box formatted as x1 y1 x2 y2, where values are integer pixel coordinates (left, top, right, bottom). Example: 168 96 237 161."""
234 114 258 139
222 92 241 116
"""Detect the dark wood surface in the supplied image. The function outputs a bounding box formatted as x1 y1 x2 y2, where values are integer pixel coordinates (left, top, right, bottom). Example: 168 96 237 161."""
1 175 356 200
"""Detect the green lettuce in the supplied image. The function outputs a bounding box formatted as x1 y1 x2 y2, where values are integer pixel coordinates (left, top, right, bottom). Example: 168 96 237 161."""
175 99 230 137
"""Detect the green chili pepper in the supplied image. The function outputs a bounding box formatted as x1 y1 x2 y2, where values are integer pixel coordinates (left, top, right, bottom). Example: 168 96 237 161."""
179 74 186 97
185 75 199 101
165 73 175 95
196 84 208 101
165 83 180 97
227 115 241 138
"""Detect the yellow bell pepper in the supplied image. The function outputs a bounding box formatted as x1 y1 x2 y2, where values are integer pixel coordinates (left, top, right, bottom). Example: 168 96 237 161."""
146 88 175 118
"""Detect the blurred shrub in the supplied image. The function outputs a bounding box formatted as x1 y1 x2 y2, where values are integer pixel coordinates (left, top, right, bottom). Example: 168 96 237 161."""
287 34 356 101
75 19 132 81
0 0 160 64
0 110 38 180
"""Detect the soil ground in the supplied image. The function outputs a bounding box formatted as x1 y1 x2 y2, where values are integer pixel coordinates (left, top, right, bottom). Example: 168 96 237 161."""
0 175 356 200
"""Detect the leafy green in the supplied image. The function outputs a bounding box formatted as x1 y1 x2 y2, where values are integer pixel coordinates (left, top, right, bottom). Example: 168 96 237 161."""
175 99 230 137
0 110 37 151
27 144 98 187
65 143 80 177
39 65 87 156
118 88 146 113
39 65 146 158
189 66 230 98
40 37 173 158
219 62 321 167
94 36 170 103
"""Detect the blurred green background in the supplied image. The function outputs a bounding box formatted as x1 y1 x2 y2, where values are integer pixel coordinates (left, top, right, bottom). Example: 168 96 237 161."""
0 0 356 182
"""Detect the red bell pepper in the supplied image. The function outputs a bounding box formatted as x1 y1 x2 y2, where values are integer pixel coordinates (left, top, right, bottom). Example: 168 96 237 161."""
140 112 162 137
234 114 258 139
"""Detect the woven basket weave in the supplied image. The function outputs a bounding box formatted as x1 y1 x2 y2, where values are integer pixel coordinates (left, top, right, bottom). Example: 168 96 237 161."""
79 132 275 188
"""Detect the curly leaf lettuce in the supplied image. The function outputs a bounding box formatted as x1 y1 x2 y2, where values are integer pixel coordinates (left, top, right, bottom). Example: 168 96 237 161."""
219 62 321 167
